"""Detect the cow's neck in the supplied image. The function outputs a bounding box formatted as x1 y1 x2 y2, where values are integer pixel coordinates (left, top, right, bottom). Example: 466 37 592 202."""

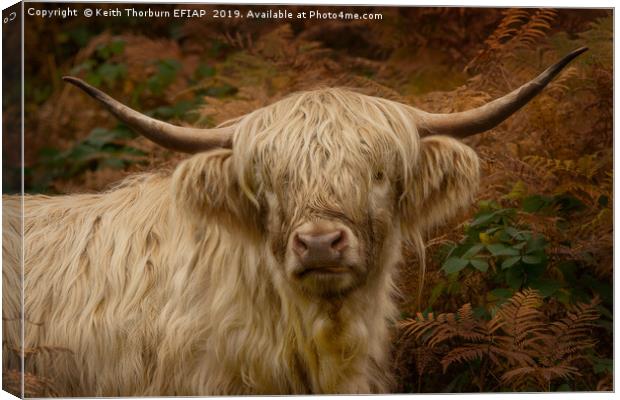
262 246 399 393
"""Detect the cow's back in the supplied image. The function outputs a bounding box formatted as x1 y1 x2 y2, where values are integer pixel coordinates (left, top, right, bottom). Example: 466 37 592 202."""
3 195 23 378
3 174 183 396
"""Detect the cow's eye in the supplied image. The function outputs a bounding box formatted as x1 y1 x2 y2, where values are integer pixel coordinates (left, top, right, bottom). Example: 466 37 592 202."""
373 171 385 181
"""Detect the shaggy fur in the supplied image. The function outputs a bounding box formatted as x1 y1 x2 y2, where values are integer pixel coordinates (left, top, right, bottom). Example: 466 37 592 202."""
3 88 479 395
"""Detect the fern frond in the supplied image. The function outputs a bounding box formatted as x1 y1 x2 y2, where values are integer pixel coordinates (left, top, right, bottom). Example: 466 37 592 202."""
413 345 441 376
3 369 59 397
441 343 489 372
494 289 545 348
524 152 608 180
501 364 580 390
467 8 557 76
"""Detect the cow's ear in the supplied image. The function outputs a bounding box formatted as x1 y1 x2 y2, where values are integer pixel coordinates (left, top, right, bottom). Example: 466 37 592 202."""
172 149 260 235
401 136 480 234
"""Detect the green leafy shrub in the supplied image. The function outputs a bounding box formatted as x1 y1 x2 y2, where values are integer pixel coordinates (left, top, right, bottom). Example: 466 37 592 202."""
441 201 555 302
32 125 145 192
71 39 127 87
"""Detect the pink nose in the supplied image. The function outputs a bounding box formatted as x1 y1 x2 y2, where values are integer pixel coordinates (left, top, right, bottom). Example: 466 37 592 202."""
292 229 348 267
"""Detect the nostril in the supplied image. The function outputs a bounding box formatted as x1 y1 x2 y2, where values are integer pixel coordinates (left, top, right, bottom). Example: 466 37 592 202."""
293 233 308 256
331 230 348 252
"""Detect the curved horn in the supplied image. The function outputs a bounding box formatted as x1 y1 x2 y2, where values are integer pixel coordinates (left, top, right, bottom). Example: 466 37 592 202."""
62 76 233 153
415 47 588 138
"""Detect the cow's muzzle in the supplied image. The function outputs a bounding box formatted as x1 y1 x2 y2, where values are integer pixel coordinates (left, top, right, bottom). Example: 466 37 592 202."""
291 221 351 275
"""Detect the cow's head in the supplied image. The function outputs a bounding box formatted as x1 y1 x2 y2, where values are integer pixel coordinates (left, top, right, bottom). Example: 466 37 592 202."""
64 48 586 298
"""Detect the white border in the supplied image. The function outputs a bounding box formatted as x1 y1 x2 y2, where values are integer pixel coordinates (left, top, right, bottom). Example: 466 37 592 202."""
0 1 616 400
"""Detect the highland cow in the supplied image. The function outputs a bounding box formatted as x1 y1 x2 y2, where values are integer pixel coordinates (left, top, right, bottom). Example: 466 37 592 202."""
2 48 587 396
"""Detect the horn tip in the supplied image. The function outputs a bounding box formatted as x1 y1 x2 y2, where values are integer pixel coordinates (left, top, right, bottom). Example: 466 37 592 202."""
62 76 102 101
572 47 589 56
62 76 85 86
559 47 589 67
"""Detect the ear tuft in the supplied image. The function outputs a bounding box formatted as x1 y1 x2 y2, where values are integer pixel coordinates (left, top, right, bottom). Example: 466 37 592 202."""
171 149 259 234
402 136 480 233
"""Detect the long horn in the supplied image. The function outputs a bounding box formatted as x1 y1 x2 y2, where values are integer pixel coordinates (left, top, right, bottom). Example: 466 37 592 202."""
415 47 588 138
62 76 233 153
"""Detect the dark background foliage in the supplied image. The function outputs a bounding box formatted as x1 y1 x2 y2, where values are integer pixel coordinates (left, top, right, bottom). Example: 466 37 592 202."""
7 3 612 394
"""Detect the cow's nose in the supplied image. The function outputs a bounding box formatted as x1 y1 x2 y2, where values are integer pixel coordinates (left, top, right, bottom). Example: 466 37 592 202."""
292 229 348 265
